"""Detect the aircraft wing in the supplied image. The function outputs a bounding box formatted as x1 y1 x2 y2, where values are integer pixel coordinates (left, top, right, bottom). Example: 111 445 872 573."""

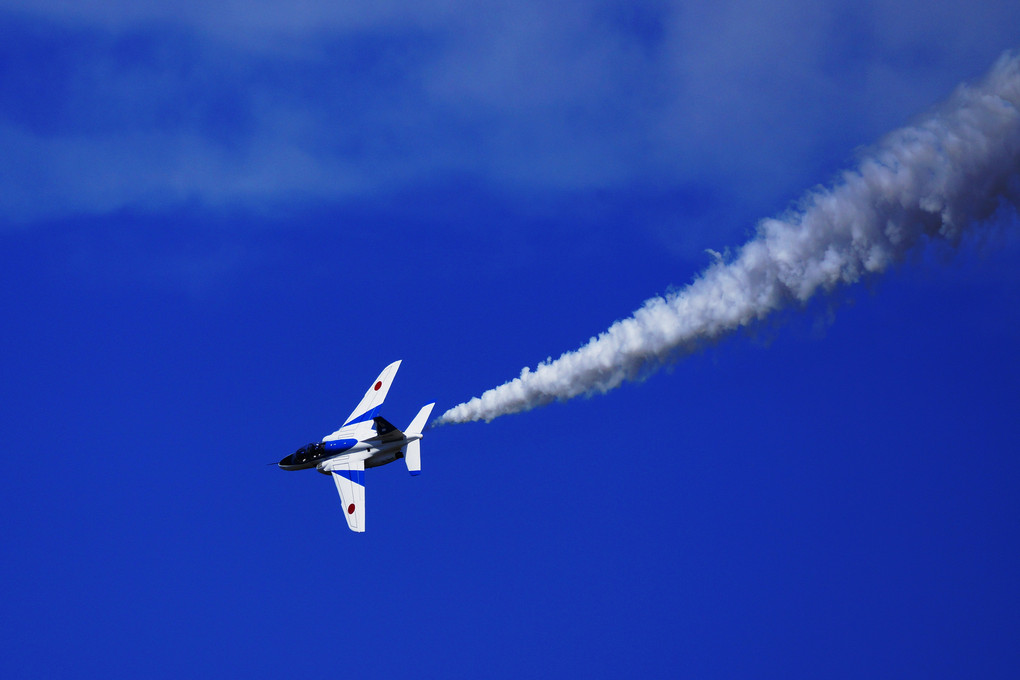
324 360 401 441
322 456 366 533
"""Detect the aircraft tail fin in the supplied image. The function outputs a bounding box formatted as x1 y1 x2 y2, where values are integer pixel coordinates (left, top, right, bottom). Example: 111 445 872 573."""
404 402 435 476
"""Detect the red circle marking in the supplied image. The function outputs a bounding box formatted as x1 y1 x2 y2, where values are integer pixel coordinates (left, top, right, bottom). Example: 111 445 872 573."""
347 503 356 515
374 381 382 391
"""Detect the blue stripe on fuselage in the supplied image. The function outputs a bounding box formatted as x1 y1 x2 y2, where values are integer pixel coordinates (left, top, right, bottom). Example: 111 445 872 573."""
331 469 365 486
324 438 358 452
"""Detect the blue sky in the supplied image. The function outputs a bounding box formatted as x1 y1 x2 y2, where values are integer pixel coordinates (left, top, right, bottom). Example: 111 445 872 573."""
2 2 1019 677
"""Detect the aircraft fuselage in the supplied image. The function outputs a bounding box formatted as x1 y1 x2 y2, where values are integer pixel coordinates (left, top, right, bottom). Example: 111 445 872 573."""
278 436 418 473
274 360 434 532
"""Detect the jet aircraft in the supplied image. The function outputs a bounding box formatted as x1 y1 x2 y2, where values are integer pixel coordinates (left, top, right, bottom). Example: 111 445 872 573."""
277 360 434 532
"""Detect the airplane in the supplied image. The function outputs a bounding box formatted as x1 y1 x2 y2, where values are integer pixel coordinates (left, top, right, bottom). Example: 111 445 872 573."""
277 360 434 532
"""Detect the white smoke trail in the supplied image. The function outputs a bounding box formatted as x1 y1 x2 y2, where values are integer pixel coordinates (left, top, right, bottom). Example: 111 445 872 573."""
436 51 1020 425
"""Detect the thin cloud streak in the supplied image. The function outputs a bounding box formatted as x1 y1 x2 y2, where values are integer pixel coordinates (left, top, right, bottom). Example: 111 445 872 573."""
436 50 1020 425
4 2 1019 228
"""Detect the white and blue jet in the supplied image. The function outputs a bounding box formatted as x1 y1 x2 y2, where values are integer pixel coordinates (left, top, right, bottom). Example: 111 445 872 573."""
277 360 434 532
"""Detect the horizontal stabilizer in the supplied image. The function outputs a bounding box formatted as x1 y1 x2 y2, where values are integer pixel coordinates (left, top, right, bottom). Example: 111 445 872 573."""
407 403 435 437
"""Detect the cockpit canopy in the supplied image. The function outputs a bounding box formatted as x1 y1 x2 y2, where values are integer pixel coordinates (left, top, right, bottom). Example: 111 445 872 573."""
295 442 324 457
283 441 326 466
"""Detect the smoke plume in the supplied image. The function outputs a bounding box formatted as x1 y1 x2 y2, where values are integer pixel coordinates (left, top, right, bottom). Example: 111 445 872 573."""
436 51 1020 425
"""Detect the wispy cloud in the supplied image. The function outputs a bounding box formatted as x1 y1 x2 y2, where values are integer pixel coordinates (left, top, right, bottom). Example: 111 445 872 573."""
1 1 1019 228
